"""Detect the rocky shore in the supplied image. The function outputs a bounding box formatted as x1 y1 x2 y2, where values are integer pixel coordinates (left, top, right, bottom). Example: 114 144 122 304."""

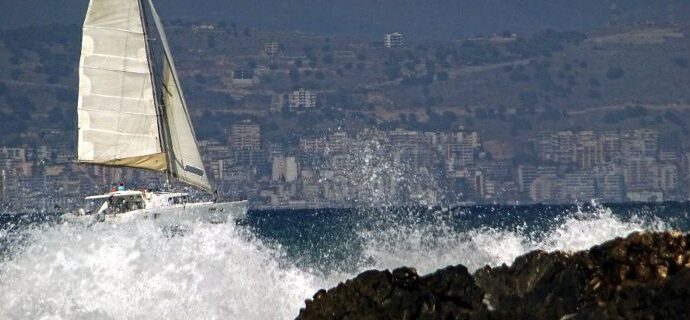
297 231 690 319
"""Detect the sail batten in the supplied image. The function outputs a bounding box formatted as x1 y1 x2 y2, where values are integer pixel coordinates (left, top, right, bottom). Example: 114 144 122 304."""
77 0 213 191
78 0 164 170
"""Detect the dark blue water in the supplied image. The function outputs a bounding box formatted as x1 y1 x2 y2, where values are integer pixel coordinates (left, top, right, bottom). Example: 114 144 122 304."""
244 202 689 272
0 202 687 319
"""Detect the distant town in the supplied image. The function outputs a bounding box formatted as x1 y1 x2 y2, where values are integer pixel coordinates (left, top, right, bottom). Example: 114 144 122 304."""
1 22 690 211
1 121 687 211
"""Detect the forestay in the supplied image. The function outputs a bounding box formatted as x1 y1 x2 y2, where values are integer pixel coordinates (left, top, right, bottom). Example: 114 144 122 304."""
77 0 166 171
150 0 213 192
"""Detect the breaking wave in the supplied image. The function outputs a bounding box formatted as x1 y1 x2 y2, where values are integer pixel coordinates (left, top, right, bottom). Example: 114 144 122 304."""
0 202 682 319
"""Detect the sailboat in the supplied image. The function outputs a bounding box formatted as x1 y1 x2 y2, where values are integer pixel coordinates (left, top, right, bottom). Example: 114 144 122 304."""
62 0 248 224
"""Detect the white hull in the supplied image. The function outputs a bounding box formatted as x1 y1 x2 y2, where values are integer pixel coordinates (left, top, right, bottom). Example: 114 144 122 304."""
63 200 248 225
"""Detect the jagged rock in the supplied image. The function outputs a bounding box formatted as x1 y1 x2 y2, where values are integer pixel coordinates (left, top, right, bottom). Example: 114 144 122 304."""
297 265 483 320
297 232 690 320
475 231 690 319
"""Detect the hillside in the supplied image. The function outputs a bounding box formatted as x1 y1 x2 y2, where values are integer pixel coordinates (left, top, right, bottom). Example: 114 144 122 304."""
0 22 690 155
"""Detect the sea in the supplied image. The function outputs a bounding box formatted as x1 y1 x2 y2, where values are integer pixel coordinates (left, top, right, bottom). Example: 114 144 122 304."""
0 201 688 319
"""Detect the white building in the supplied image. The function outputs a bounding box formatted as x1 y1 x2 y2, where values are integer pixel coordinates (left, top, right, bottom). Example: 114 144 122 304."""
384 32 404 48
272 156 298 182
232 69 255 85
0 147 26 162
289 89 317 109
562 172 596 202
653 162 678 192
529 174 559 203
264 42 280 56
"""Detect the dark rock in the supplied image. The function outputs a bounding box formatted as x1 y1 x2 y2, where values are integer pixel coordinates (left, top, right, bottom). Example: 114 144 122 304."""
297 265 483 320
297 231 690 320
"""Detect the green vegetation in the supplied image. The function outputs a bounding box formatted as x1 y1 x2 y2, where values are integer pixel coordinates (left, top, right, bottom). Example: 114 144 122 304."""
603 105 648 124
664 110 688 133
0 23 689 146
606 67 625 80
506 30 586 58
673 57 688 68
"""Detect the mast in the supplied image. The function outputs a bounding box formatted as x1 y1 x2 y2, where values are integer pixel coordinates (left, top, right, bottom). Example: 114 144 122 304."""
145 0 214 193
138 0 174 183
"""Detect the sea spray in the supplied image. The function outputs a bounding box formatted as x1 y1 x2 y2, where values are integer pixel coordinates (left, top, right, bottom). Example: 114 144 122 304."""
0 203 685 319
0 220 320 320
355 203 671 274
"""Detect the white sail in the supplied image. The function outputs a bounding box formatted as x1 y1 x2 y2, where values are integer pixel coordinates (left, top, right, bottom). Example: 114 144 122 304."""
161 60 212 191
77 0 166 171
149 0 213 192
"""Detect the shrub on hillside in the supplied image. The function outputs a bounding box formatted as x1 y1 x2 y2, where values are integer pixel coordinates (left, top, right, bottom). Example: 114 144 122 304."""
606 67 625 80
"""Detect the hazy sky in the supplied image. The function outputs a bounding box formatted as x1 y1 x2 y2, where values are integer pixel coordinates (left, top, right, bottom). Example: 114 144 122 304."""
0 0 608 39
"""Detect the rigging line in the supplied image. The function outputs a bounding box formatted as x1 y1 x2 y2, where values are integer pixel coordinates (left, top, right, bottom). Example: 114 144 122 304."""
147 0 202 142
140 0 173 182
148 0 212 192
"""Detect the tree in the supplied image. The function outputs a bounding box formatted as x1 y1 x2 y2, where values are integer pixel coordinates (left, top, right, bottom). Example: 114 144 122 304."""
194 74 207 84
623 105 648 118
519 91 539 108
207 34 216 49
323 53 333 64
10 69 22 80
664 110 687 129
588 89 601 99
606 67 625 80
6 94 35 111
289 68 301 83
384 65 401 80
195 112 221 140
541 106 562 121
673 57 688 68
47 107 64 123
510 117 532 134
603 111 621 124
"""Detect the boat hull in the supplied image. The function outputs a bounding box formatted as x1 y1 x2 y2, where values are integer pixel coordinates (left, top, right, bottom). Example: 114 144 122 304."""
62 200 248 225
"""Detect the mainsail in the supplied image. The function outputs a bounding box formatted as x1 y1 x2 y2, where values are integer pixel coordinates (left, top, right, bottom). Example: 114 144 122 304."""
77 0 166 171
77 0 213 192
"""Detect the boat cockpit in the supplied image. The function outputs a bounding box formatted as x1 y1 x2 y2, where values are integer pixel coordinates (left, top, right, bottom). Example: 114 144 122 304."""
77 191 193 216
82 191 146 215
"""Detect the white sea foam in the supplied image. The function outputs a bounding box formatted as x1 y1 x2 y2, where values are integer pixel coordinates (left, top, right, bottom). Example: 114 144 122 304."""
0 205 672 319
357 204 670 274
0 221 321 320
